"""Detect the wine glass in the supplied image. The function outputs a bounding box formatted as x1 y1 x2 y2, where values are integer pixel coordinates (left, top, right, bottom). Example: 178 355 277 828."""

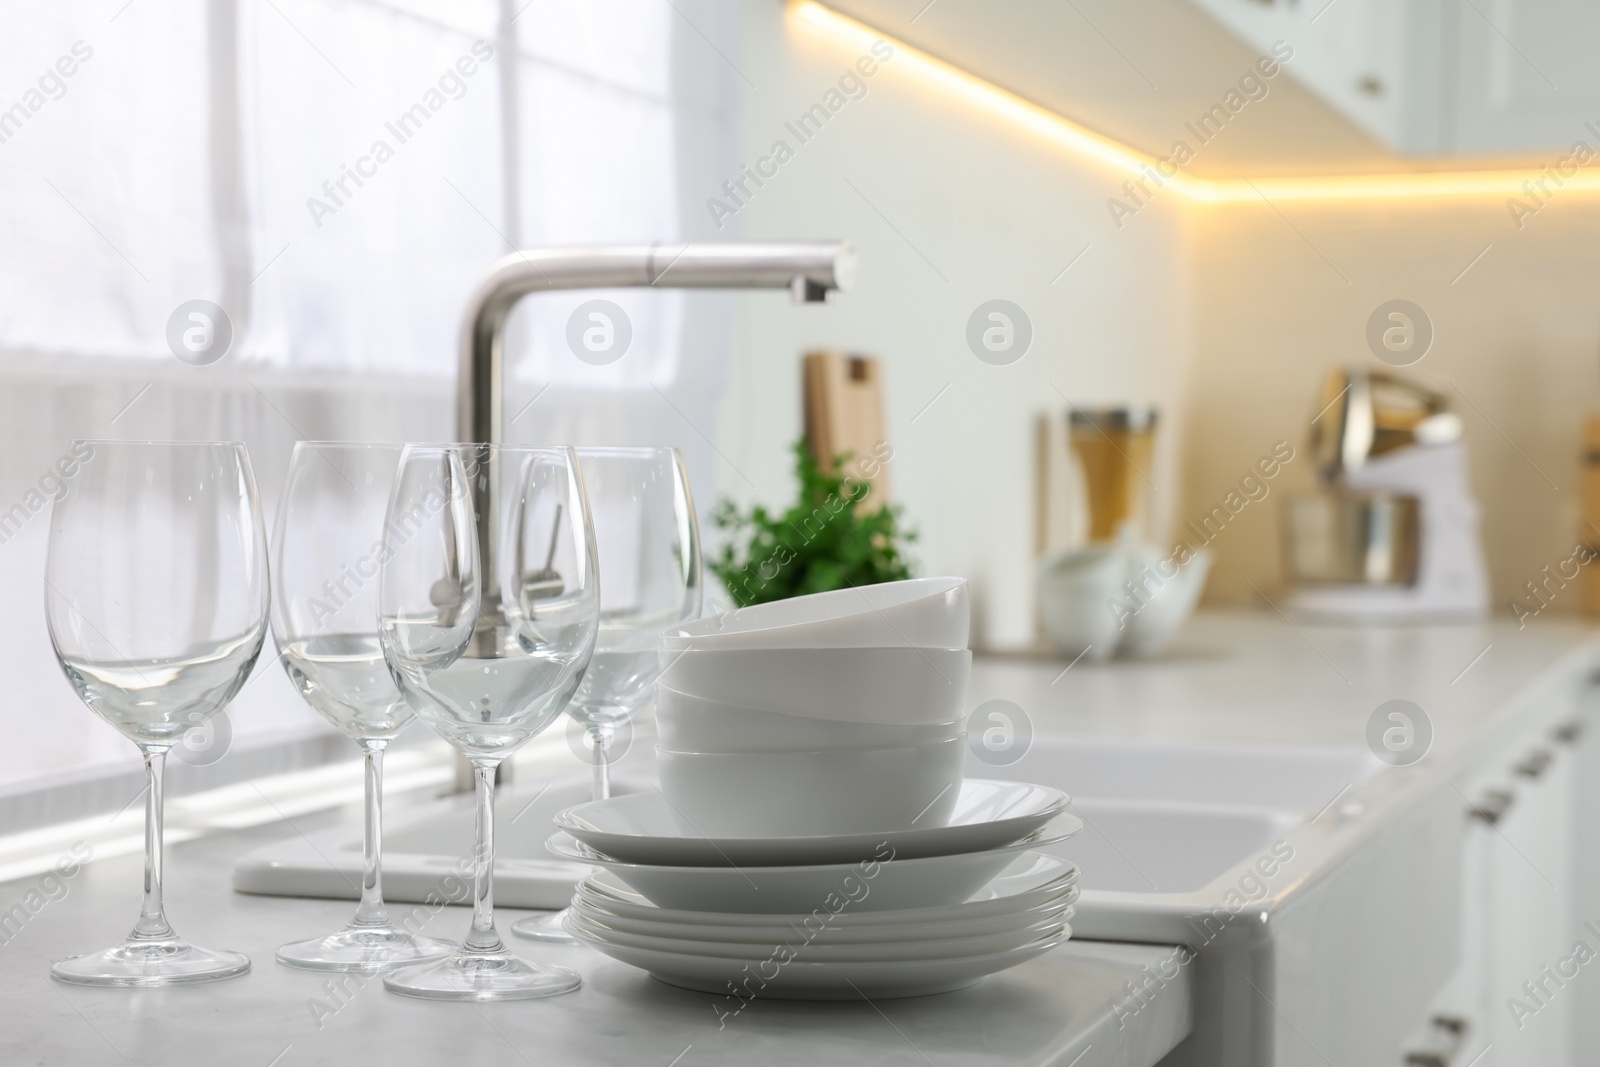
45 441 267 986
512 446 701 944
269 442 455 972
378 444 598 1001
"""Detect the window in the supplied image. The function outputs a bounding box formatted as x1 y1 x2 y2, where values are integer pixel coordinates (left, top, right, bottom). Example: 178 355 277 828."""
0 0 740 821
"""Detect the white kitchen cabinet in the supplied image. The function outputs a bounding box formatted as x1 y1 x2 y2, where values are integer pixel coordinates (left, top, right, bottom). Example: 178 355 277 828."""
1570 697 1600 1061
1184 0 1446 153
1186 0 1600 156
1418 703 1589 1067
1449 0 1600 155
1481 740 1574 1063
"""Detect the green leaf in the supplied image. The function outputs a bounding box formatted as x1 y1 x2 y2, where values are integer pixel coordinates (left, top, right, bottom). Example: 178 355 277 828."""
708 438 917 607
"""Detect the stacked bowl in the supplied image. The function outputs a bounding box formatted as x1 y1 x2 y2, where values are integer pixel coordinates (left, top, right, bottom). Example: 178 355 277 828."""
551 578 1084 998
653 577 974 836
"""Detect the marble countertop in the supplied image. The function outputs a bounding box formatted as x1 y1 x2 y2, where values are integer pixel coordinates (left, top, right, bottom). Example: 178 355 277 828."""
973 609 1599 764
0 782 1190 1067
6 608 1596 1067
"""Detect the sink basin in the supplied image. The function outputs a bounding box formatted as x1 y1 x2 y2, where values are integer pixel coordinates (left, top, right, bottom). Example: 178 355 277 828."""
980 735 1381 810
1044 799 1299 894
235 733 1381 915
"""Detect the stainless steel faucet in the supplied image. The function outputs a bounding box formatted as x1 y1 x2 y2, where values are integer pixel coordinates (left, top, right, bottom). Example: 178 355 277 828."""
457 241 855 446
451 241 854 788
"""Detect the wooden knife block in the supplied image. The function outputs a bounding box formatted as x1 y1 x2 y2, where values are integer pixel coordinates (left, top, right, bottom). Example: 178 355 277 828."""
803 351 890 507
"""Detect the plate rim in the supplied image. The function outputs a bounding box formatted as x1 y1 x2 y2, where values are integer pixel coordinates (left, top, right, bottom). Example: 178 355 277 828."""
564 907 1070 962
569 889 1081 947
554 778 1070 865
574 856 1082 927
546 812 1083 877
578 922 1072 974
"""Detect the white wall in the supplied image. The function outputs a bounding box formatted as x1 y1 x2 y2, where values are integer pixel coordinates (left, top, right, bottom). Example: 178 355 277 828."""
716 0 1194 647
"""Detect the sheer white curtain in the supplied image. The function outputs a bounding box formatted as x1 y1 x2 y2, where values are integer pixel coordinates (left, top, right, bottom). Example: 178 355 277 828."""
0 0 740 820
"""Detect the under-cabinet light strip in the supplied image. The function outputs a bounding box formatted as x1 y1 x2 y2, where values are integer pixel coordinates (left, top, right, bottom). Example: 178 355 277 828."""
795 0 1600 205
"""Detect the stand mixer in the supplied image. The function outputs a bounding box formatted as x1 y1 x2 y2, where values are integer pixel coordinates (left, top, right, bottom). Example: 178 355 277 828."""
1283 369 1489 620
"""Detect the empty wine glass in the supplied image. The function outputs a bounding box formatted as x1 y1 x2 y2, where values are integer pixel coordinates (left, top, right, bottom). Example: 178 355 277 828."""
269 442 454 972
45 441 267 986
512 446 701 944
378 444 598 1001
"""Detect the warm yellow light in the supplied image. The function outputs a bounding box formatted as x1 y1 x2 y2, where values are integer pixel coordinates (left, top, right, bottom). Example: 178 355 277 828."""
793 0 1599 205
792 0 1202 196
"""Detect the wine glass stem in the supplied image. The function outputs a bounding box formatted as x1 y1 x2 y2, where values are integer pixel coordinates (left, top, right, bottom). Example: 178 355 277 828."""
589 724 613 802
463 761 504 955
352 739 390 928
132 746 174 941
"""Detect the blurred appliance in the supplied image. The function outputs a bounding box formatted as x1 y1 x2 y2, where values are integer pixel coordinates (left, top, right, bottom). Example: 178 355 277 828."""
1283 369 1488 619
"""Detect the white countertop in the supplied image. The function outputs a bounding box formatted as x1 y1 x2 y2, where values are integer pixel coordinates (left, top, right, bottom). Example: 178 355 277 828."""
975 609 1598 761
0 804 1191 1067
4 609 1595 1066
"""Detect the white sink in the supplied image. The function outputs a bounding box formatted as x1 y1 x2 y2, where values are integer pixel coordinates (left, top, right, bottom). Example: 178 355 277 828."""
981 735 1380 810
235 733 1381 916
1043 800 1299 895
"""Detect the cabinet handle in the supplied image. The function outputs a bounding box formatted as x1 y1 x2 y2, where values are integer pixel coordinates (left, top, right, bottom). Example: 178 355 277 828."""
1553 720 1584 745
1470 789 1514 825
1515 750 1553 779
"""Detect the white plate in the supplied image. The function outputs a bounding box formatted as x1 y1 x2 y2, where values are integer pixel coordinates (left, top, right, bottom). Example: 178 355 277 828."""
576 855 1079 928
556 780 1069 867
571 886 1078 947
574 925 1069 1000
567 904 1070 962
546 819 1082 913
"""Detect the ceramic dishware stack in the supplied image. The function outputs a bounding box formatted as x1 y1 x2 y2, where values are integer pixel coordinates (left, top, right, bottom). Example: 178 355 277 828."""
551 578 1085 998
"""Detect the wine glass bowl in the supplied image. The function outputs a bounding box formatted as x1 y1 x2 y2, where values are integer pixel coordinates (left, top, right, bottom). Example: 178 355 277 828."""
45 441 267 986
512 446 702 945
380 446 596 761
379 444 599 1001
269 442 455 972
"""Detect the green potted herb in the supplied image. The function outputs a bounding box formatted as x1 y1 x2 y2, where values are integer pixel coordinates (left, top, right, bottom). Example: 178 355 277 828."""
710 439 916 607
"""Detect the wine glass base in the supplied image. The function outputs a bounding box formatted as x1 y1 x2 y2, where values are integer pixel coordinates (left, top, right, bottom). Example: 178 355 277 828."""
52 937 250 987
277 925 456 973
510 909 580 945
383 948 582 1002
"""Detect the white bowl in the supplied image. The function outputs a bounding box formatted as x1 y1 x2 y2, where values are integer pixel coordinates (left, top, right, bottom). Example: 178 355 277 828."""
1120 546 1211 658
654 684 962 753
1035 546 1125 661
655 739 966 836
666 577 968 650
657 647 971 726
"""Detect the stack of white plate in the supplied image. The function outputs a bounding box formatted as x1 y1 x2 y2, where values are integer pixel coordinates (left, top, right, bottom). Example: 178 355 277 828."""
550 779 1082 998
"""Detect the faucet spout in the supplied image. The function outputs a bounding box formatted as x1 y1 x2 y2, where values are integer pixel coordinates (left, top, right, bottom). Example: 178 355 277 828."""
457 241 854 447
